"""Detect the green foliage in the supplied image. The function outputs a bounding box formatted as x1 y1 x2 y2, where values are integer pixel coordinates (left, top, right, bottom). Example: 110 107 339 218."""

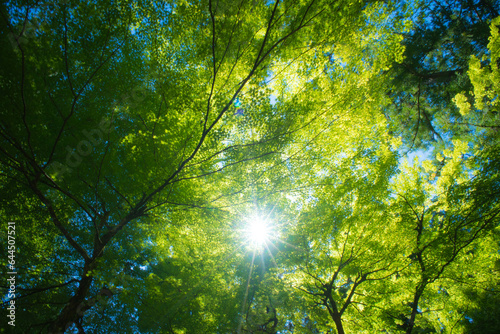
386 0 500 152
0 0 499 333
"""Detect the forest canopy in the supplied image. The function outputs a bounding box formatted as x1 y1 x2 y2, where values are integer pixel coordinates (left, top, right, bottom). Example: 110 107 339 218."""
1 0 499 333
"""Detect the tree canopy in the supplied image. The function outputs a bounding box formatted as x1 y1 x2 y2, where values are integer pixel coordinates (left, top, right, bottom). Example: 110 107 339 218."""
1 0 499 333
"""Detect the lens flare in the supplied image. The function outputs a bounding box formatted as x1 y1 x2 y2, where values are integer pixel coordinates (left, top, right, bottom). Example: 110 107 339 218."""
245 216 271 250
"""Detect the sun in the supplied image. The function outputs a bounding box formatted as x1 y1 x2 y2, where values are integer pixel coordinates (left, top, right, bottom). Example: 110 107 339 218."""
245 215 272 250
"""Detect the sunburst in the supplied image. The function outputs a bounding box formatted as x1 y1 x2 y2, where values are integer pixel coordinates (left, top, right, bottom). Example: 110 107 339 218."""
244 215 273 251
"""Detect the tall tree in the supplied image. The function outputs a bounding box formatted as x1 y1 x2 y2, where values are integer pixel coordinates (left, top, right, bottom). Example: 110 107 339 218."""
1 0 499 333
0 0 405 332
386 0 499 151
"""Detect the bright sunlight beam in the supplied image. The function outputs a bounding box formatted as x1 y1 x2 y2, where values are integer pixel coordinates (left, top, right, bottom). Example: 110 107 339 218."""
245 215 272 250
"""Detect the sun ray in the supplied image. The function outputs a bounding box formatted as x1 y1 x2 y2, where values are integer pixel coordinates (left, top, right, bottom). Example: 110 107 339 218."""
275 238 308 253
237 250 256 334
264 242 279 269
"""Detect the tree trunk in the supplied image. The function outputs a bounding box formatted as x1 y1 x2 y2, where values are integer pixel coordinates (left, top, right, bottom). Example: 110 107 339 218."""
48 264 94 333
332 314 345 334
326 291 346 334
405 284 426 334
